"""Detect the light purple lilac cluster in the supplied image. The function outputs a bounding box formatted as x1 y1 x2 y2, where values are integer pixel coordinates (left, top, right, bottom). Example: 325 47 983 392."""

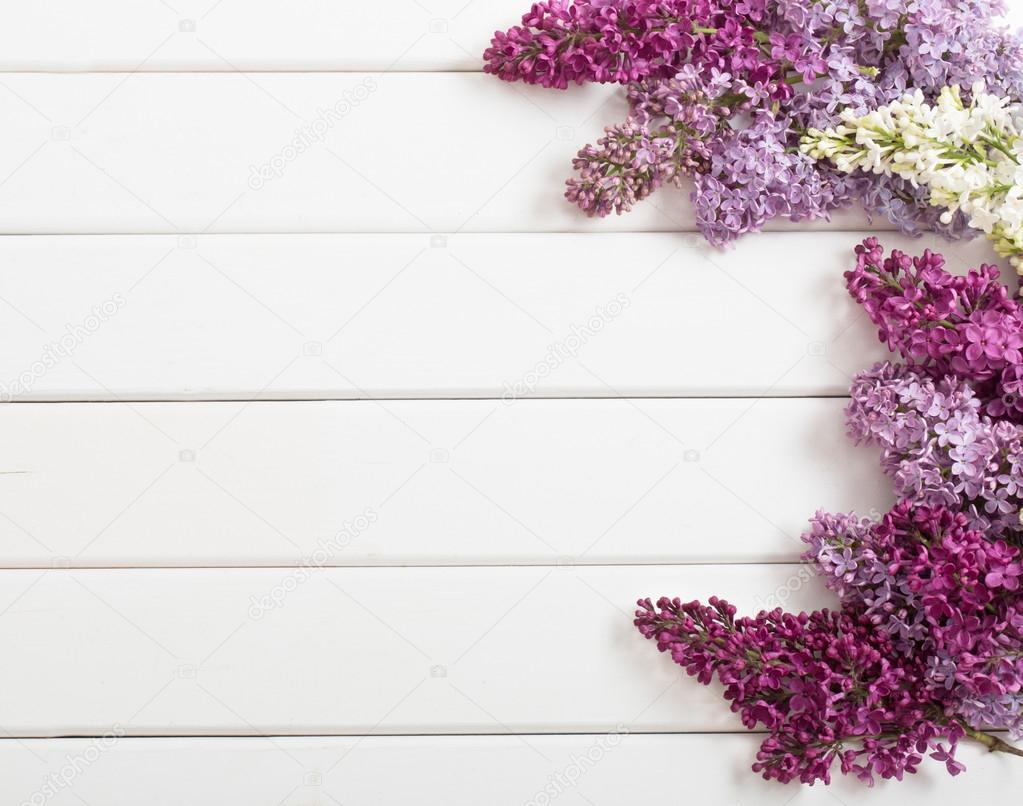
805 503 1023 741
484 0 1023 244
845 361 1023 540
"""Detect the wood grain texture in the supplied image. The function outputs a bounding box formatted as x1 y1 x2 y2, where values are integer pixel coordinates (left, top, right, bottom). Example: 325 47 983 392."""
2 735 1020 805
0 72 893 233
0 233 1001 400
0 565 829 736
0 398 891 567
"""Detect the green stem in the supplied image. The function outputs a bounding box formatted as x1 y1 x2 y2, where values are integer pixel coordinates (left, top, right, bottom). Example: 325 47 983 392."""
980 134 1020 166
964 727 1023 758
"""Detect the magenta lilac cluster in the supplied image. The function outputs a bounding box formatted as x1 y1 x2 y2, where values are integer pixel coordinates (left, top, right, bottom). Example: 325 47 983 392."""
636 240 1023 785
636 596 975 784
847 237 1023 420
484 0 1023 244
637 503 1023 785
483 0 784 92
805 503 1023 741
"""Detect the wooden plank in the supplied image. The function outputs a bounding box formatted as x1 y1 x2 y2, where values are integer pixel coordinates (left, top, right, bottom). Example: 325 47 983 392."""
0 398 891 567
0 232 1000 400
2 735 1020 805
0 72 895 233
2 1 1021 72
0 564 834 736
0 0 521 72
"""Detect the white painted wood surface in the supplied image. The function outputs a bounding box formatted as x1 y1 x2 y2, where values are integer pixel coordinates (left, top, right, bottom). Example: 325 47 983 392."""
0 0 519 72
2 0 1021 72
0 565 872 736
0 398 890 567
0 233 1001 401
3 2 1023 802
3 736 1021 806
0 73 893 234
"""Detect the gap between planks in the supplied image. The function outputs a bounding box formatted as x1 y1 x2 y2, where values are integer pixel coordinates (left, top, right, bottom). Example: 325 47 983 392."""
0 562 807 569
0 229 900 237
2 730 1014 739
0 394 853 404
5 731 775 739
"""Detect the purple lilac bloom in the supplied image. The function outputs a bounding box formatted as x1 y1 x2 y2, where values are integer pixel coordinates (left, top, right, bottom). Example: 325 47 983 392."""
636 501 1023 786
845 361 1023 540
484 0 1023 244
847 238 1023 421
635 596 974 784
564 119 679 216
565 66 724 216
483 1 786 92
692 111 845 245
803 502 1023 740
630 232 1023 791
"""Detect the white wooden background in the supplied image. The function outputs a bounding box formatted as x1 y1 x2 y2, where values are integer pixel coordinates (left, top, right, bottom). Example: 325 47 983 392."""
2 2 1023 803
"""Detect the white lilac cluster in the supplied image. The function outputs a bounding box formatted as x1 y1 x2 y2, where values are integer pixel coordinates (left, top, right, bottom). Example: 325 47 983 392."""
802 83 1023 270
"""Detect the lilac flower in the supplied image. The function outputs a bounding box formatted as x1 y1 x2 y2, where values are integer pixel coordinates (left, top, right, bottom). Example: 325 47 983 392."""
636 246 1023 786
485 0 1023 244
565 67 722 216
846 361 1023 540
565 119 680 216
803 502 1023 741
846 239 1023 420
634 593 1012 785
692 112 845 244
483 0 783 91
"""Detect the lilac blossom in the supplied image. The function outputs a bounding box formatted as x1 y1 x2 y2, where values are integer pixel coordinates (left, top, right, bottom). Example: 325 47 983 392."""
692 111 848 245
484 0 1023 244
846 361 1023 540
565 67 721 216
483 1 784 92
635 500 1023 787
635 594 1022 785
804 502 1023 740
846 238 1023 421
